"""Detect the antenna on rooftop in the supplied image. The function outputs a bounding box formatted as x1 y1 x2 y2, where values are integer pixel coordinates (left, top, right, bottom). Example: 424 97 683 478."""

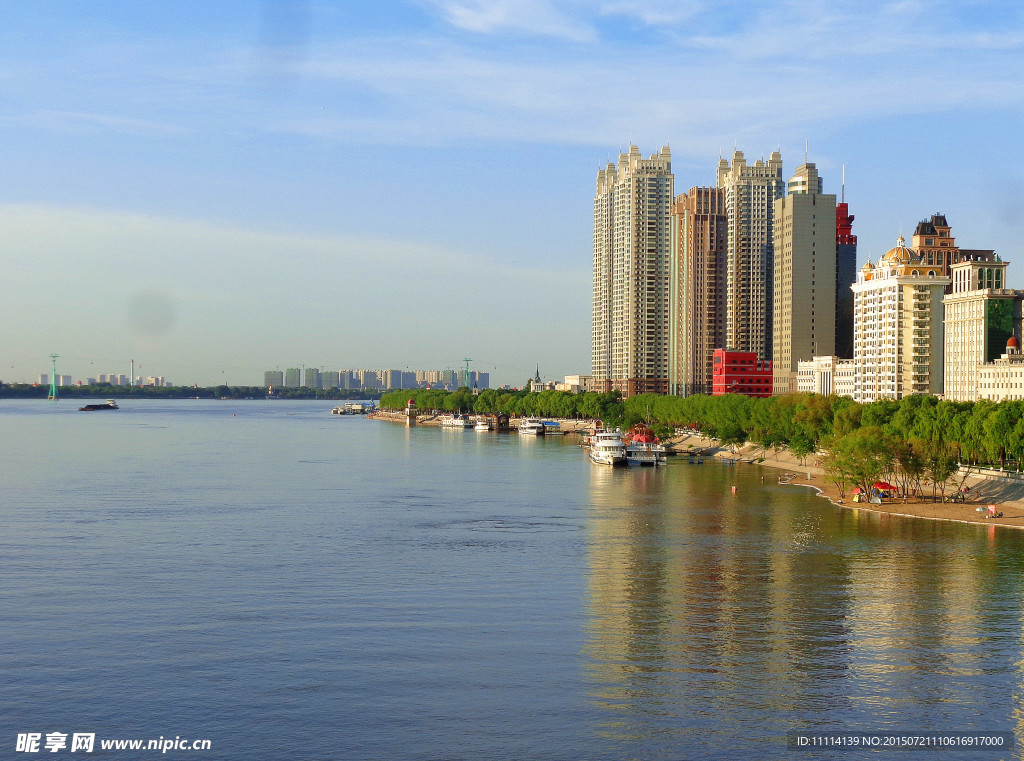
842 165 846 203
804 139 808 163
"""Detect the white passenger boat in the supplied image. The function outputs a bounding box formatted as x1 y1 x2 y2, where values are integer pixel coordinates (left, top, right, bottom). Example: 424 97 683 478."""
440 414 473 428
624 424 667 466
518 417 545 435
474 417 492 431
589 429 627 466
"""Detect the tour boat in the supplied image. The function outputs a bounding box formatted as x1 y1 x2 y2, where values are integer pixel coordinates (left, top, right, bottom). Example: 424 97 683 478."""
518 418 545 435
589 429 627 466
624 423 667 466
474 417 492 431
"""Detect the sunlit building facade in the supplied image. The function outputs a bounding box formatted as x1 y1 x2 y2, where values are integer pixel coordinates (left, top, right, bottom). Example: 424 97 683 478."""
772 162 837 394
717 149 785 362
593 145 674 396
852 236 949 402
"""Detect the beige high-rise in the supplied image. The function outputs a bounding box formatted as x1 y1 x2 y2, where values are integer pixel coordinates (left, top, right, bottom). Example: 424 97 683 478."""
593 145 674 396
669 187 726 396
772 163 837 394
717 149 784 360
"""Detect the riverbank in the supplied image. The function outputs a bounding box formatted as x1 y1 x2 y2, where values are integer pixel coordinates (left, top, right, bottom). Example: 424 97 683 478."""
666 432 1024 529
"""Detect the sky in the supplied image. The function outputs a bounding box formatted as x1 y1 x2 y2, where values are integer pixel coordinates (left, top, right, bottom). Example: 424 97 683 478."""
3 0 1024 388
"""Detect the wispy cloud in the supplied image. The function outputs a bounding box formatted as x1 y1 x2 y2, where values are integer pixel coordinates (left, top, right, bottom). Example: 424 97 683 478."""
425 0 596 41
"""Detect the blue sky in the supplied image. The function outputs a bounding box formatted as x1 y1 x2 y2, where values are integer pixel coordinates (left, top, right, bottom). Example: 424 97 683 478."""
2 0 1024 387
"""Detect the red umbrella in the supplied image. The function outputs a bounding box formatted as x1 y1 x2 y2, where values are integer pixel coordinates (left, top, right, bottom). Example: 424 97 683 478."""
872 481 896 491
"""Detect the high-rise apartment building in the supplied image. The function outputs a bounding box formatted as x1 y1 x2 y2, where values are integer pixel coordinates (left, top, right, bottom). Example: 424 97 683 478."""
284 368 301 387
772 162 837 394
593 144 674 396
943 257 1021 401
717 149 784 360
851 236 949 402
264 370 284 388
835 198 858 358
670 187 727 396
303 368 322 388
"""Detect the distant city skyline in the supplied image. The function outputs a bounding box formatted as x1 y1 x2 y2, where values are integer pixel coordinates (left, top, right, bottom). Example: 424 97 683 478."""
4 3 1024 388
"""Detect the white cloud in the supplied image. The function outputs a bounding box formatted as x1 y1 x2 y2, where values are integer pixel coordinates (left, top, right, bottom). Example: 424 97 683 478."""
426 0 596 41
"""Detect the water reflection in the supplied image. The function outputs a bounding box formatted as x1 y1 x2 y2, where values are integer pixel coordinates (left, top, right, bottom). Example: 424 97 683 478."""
583 461 1024 756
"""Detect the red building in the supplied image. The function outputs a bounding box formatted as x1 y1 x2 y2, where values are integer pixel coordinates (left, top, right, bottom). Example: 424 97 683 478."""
712 349 773 397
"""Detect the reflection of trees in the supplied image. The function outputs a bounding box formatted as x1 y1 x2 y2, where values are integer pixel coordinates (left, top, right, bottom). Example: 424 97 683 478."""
582 464 1024 752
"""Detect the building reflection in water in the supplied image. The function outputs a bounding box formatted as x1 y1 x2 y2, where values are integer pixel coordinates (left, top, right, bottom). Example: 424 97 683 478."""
582 461 1024 754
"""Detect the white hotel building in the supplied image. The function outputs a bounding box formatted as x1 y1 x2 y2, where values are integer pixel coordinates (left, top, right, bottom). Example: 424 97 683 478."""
850 236 949 402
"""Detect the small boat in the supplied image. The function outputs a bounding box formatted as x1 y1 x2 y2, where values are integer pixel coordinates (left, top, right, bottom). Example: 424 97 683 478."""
518 418 545 435
440 414 473 428
624 423 667 466
79 399 119 411
590 429 626 466
474 417 492 431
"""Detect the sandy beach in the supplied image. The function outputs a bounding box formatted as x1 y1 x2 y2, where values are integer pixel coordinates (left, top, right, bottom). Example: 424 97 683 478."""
666 432 1024 529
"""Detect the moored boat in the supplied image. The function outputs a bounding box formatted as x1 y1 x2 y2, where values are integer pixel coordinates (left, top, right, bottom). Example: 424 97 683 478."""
474 417 492 431
624 423 667 466
441 414 473 428
589 429 626 466
518 417 545 435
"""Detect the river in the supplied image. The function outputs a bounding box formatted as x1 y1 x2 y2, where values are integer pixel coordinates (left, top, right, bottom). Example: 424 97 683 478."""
2 400 1022 759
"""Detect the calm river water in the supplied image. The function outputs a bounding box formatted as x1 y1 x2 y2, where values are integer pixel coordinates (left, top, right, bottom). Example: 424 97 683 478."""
3 400 1024 760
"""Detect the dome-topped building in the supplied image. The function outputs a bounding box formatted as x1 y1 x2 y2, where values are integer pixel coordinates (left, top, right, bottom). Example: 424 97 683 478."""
851 231 951 401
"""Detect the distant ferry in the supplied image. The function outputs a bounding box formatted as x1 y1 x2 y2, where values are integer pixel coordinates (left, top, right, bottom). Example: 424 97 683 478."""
79 400 119 411
332 402 372 415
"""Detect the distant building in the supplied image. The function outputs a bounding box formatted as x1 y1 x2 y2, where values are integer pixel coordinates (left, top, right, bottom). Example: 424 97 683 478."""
835 198 858 358
797 355 855 396
852 236 949 402
556 375 597 393
303 368 321 388
911 213 996 293
772 161 837 394
321 370 340 389
264 370 284 388
977 338 1024 401
943 257 1023 401
593 144 674 396
711 349 773 397
284 368 301 388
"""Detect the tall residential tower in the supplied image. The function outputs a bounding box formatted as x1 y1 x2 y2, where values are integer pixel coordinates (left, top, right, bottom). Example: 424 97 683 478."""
669 186 727 396
772 162 837 394
717 149 785 361
593 145 674 396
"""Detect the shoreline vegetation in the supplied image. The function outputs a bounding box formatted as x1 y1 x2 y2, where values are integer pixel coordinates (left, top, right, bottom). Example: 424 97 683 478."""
0 382 383 401
378 388 1024 530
